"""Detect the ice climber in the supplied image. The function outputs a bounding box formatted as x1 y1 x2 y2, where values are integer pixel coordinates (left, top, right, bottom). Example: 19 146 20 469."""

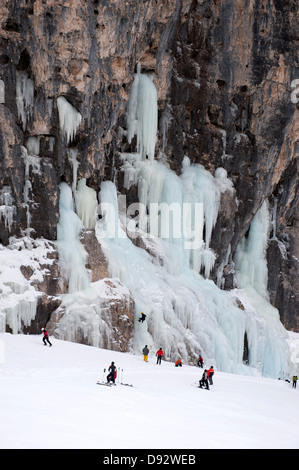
138 312 146 323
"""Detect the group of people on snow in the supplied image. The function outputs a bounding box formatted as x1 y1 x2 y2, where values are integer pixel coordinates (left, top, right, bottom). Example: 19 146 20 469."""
41 321 297 393
142 345 165 364
199 366 214 390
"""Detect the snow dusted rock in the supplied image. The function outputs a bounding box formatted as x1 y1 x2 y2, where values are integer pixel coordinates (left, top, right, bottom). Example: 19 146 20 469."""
47 278 135 352
0 238 62 334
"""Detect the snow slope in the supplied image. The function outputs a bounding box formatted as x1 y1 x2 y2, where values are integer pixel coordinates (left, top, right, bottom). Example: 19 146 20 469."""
0 332 298 450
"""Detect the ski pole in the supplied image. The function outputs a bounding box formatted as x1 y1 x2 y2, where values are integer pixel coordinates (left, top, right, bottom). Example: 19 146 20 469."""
102 368 106 382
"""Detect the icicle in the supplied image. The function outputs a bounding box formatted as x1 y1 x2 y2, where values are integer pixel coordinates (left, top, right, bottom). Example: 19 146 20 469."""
21 146 41 238
0 186 16 232
75 179 97 229
159 102 172 153
0 79 5 104
25 136 41 156
67 148 79 195
127 68 158 161
16 71 34 132
57 96 82 145
4 297 37 334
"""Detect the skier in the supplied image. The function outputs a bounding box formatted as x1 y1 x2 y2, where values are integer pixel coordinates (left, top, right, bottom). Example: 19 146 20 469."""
198 355 204 368
175 358 182 367
156 347 164 365
292 375 298 389
199 369 209 390
107 362 117 384
142 345 149 362
138 312 146 323
207 366 214 385
42 328 52 347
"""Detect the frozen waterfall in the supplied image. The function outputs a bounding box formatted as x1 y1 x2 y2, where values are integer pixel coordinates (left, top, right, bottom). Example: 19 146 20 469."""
93 71 291 378
51 69 291 379
56 182 90 293
95 179 290 377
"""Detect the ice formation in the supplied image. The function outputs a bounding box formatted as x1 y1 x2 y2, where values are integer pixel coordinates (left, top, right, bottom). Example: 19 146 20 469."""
0 238 55 334
127 65 158 161
2 67 290 379
232 200 290 376
234 200 270 300
56 182 90 293
0 186 16 232
96 179 290 378
75 179 97 230
25 136 41 156
53 181 132 348
57 96 82 145
92 71 291 378
21 146 41 238
0 79 5 104
16 71 34 132
68 148 79 195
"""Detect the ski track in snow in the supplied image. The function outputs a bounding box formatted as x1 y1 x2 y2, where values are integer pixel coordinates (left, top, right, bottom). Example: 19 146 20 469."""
0 333 298 450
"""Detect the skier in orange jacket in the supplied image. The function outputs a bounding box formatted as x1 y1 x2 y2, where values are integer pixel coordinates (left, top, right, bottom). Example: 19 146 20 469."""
207 366 214 385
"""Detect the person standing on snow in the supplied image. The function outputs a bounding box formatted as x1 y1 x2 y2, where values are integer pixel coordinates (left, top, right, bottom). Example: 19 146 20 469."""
198 355 204 368
142 345 149 362
207 366 214 385
175 358 182 367
156 347 164 365
292 375 298 388
42 328 52 347
107 362 117 384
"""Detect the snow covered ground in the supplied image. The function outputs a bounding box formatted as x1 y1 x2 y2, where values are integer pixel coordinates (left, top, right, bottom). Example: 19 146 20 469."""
0 332 298 450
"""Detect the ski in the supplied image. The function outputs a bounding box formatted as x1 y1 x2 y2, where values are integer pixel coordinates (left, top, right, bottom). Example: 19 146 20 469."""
118 368 134 387
96 381 116 387
191 383 210 390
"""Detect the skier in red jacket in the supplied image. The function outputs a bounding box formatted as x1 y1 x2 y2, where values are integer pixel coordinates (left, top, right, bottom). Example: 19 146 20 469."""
42 328 52 347
156 348 164 365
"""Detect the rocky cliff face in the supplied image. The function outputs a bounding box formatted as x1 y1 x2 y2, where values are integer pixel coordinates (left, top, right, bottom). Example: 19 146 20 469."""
0 0 298 345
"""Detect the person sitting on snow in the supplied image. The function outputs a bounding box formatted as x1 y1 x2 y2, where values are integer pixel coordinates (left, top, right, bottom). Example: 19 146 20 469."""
107 362 117 384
